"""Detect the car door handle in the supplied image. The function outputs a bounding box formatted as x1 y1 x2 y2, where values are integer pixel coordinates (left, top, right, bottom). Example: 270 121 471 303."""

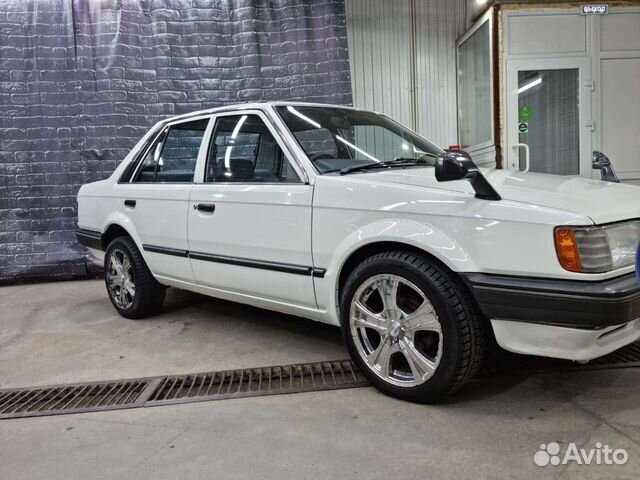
124 199 136 208
195 203 215 213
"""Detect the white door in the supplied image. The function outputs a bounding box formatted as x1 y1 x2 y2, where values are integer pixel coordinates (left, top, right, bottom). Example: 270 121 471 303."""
116 116 211 283
506 57 592 177
188 111 317 308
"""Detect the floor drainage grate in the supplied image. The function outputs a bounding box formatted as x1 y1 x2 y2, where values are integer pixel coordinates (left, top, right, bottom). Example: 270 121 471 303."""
3 341 640 420
591 341 640 366
482 339 640 377
0 380 158 419
147 360 367 406
0 360 368 419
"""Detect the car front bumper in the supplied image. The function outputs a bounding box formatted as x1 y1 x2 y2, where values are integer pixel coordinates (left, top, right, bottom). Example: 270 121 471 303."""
462 272 640 361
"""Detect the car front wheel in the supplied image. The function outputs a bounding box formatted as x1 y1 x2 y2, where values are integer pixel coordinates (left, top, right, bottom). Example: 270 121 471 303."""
340 251 486 403
104 236 166 319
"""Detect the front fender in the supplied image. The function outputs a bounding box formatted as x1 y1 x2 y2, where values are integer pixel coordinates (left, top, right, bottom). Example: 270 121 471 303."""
328 217 476 276
313 217 478 325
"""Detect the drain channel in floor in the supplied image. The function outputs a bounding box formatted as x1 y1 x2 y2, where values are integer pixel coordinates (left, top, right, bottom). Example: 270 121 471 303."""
480 339 640 377
0 360 368 419
2 340 640 419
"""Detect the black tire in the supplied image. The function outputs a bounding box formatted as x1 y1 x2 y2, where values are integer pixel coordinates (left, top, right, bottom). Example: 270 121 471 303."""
340 251 486 403
104 236 166 319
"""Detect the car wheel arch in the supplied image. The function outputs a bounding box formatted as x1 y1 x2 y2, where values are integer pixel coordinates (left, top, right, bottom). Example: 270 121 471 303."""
336 240 460 301
333 240 489 355
101 223 133 250
100 209 144 250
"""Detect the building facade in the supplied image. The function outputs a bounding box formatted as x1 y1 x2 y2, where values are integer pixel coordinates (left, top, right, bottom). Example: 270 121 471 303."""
346 0 640 183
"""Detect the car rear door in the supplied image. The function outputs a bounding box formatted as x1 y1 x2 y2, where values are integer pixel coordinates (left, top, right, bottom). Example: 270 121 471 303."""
187 110 317 307
115 115 212 283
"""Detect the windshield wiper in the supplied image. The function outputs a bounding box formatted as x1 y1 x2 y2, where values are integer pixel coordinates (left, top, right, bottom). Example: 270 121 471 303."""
339 157 429 175
339 161 388 175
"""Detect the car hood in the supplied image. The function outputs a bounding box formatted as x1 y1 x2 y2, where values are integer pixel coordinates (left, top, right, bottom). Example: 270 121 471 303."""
359 167 640 225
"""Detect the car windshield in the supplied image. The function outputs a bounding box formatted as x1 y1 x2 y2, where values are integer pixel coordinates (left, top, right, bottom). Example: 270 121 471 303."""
276 105 443 174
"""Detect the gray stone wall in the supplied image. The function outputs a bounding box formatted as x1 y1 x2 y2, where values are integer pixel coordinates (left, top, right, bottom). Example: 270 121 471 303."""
0 0 352 284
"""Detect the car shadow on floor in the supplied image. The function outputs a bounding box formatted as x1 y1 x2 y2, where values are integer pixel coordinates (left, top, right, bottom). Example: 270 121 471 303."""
159 286 345 348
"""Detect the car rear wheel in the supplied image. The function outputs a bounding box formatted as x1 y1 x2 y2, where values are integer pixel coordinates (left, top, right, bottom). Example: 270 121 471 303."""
340 251 486 403
104 237 165 319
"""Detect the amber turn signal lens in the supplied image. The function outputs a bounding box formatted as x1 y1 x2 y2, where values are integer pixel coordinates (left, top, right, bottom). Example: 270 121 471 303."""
554 228 583 272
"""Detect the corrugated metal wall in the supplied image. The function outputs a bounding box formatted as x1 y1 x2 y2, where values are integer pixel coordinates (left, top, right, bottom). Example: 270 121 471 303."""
346 0 466 148
346 0 414 127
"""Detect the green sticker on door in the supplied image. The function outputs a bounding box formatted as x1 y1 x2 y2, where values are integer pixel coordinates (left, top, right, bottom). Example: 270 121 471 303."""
519 106 533 122
518 122 528 134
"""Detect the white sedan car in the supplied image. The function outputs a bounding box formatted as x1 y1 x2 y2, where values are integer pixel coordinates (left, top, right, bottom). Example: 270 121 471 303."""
77 102 640 402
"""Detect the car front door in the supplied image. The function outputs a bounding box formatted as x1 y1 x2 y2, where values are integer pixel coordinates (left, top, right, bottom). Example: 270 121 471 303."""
115 116 211 283
188 110 316 307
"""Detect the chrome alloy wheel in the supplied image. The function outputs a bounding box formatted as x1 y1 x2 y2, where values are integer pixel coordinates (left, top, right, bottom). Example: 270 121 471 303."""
106 249 136 309
349 274 443 387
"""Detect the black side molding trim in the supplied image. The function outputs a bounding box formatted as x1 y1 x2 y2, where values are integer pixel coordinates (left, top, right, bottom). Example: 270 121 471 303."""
143 244 327 277
189 251 314 276
312 267 326 278
142 244 188 258
76 228 103 251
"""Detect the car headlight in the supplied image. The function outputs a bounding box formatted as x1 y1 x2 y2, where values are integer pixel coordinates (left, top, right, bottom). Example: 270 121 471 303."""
554 221 640 273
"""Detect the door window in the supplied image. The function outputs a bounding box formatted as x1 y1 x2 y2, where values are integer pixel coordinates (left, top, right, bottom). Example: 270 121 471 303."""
206 114 300 183
134 118 208 183
457 18 493 149
517 69 580 175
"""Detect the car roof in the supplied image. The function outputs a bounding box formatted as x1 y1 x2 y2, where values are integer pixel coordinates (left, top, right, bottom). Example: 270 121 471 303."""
163 101 367 124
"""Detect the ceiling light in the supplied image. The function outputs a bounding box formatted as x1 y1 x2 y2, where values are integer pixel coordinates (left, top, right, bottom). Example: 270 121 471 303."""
518 77 542 95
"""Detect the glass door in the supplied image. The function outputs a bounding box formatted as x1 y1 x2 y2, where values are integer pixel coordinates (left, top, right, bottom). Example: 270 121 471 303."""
506 57 592 177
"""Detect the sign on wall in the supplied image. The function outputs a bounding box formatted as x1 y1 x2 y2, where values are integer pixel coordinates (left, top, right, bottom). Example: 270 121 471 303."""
519 106 533 122
581 4 608 15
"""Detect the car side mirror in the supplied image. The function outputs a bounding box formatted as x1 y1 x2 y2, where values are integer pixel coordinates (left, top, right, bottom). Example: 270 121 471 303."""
435 150 501 201
592 150 620 183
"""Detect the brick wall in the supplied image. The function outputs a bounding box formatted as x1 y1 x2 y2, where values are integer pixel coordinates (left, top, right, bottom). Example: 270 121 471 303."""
0 0 352 285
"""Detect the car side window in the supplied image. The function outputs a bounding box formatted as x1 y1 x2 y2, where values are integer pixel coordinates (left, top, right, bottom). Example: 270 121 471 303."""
205 114 300 183
133 118 208 183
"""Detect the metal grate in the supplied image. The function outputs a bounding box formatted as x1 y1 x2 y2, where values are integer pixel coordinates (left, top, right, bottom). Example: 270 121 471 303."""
147 360 368 406
590 341 640 366
2 342 640 420
0 380 157 419
481 339 640 377
0 360 368 419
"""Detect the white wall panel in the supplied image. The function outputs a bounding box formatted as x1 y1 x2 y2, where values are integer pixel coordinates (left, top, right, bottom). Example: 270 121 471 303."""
601 13 640 51
346 0 465 148
601 58 640 179
346 0 413 128
507 14 586 55
414 0 465 148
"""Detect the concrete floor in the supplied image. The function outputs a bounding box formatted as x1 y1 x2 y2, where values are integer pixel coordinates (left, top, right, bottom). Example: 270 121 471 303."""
1 280 639 480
